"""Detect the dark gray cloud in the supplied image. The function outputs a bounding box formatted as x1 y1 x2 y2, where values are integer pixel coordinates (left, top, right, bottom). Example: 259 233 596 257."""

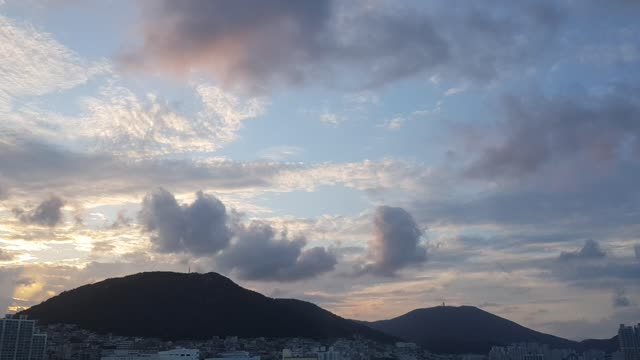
635 244 640 260
540 306 640 340
455 239 640 290
552 260 640 287
217 221 336 281
12 195 65 227
139 188 231 254
558 240 606 262
124 0 333 91
362 206 426 276
0 137 302 199
547 242 640 288
466 85 640 179
412 152 640 253
123 0 569 91
613 288 631 308
138 188 336 281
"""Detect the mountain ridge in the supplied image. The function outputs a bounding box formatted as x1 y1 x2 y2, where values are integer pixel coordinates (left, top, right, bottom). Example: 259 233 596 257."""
361 305 618 354
20 271 392 342
19 271 618 354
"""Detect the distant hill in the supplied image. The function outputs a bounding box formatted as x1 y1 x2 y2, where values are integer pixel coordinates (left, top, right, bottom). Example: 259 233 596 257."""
19 271 392 342
578 337 619 354
19 272 619 354
362 306 616 354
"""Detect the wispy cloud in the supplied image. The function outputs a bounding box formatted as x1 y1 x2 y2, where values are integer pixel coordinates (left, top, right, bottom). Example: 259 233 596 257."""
0 14 108 112
320 112 343 126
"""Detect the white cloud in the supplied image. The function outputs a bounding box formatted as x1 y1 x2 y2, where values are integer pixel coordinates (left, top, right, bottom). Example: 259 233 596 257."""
320 112 343 126
196 84 268 147
258 146 303 161
0 14 107 111
387 117 404 130
0 14 266 158
276 159 441 195
1 80 267 158
76 82 267 157
444 86 467 96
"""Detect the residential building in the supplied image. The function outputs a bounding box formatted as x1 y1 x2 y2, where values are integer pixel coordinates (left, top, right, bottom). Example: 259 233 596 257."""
619 324 640 360
0 315 47 360
102 348 199 360
206 351 259 360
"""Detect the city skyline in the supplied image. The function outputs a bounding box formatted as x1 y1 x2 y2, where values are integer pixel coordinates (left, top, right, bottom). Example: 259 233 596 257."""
0 0 639 340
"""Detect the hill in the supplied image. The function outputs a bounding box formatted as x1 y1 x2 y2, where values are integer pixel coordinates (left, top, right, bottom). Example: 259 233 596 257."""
578 336 619 354
20 271 392 342
363 306 602 354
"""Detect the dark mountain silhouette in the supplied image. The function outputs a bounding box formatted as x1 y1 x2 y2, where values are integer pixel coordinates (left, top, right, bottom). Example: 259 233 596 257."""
19 272 392 342
578 336 619 354
20 272 618 354
362 306 617 354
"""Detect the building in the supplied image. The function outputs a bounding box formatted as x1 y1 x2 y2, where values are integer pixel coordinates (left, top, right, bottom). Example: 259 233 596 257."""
206 351 260 360
316 347 343 360
157 349 200 360
618 324 640 360
281 349 316 360
101 350 157 360
102 348 199 360
0 315 47 360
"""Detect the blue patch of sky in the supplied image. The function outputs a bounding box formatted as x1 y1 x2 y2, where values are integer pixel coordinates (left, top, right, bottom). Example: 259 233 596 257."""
251 185 372 219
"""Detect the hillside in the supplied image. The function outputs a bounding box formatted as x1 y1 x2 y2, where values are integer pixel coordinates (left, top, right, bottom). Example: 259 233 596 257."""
20 271 392 342
363 306 588 354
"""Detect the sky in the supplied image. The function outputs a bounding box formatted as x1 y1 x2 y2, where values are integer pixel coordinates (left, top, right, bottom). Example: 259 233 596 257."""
0 0 639 340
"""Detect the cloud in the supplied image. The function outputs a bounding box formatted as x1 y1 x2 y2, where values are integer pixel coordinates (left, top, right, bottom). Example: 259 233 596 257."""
122 0 567 91
0 14 107 112
0 249 15 261
320 113 343 126
12 195 65 227
1 0 279 162
547 242 640 288
0 137 304 202
217 221 336 281
91 241 116 255
139 188 231 254
138 188 336 281
76 82 266 157
361 206 426 276
558 240 606 262
0 181 7 200
635 244 640 260
0 137 439 204
110 211 131 229
444 86 467 96
123 0 333 92
612 288 631 308
387 117 404 130
466 86 640 179
258 146 303 161
0 270 18 314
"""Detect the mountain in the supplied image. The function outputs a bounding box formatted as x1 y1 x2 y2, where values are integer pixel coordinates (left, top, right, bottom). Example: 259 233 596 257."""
362 306 612 354
19 272 392 342
578 336 619 354
20 273 618 354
